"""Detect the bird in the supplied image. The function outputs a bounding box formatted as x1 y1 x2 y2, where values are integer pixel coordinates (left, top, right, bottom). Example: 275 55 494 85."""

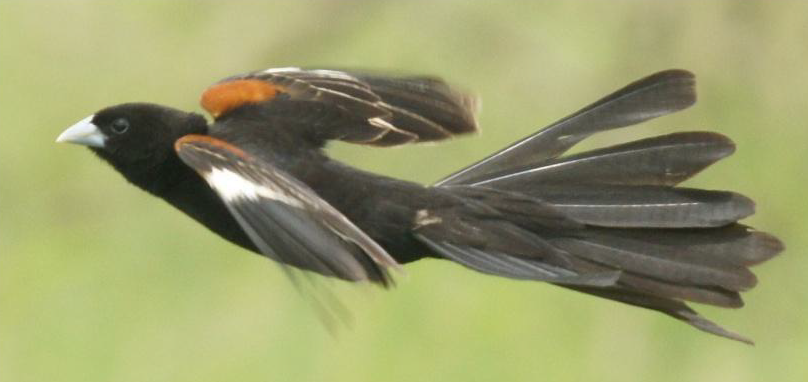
57 67 781 343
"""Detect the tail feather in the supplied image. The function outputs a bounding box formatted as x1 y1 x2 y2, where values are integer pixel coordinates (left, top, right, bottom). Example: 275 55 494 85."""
472 131 734 187
502 184 755 228
600 226 783 267
417 186 779 342
416 234 621 287
616 272 743 308
541 250 746 307
550 235 756 291
420 70 781 343
418 184 779 342
418 185 778 343
437 69 696 185
564 285 754 344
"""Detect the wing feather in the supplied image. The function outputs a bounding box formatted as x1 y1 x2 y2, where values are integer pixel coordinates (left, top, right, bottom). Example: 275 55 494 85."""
203 68 478 146
174 134 401 286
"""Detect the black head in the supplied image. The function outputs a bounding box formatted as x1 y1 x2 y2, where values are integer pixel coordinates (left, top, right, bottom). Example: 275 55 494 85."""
58 103 208 189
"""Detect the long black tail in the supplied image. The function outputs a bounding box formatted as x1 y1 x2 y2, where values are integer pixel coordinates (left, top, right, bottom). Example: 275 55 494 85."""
415 70 783 343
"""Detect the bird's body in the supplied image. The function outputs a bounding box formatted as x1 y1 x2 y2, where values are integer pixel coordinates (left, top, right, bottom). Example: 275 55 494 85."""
58 68 781 343
119 104 439 263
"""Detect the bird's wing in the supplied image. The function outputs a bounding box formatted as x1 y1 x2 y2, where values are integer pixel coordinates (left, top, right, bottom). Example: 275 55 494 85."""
174 134 401 286
437 69 696 185
200 67 478 146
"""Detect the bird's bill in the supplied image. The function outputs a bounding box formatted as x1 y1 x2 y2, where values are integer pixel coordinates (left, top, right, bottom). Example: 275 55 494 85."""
56 115 106 147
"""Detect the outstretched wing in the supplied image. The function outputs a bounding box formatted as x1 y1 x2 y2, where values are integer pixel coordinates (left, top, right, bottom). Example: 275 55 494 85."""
200 68 479 146
174 134 401 286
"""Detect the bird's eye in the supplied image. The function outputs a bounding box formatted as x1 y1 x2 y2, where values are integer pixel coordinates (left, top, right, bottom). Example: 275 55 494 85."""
111 118 130 134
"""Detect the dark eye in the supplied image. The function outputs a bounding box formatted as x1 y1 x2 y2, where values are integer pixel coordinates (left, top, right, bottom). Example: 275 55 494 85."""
111 118 130 134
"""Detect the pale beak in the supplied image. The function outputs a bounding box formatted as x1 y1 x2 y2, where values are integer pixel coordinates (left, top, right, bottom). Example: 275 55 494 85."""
56 115 106 148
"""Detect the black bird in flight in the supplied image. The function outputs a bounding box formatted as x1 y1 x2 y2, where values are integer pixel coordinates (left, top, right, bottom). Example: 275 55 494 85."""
57 68 781 343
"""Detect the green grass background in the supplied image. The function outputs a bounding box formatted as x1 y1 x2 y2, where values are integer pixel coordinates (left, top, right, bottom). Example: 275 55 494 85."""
2 1 806 381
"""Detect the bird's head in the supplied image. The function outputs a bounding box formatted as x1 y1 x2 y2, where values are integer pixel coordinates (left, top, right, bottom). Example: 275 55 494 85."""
57 103 208 173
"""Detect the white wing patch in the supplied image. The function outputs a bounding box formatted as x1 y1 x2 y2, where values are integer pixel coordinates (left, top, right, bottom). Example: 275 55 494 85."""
205 167 305 208
368 117 396 130
308 69 358 81
262 67 302 74
260 68 356 81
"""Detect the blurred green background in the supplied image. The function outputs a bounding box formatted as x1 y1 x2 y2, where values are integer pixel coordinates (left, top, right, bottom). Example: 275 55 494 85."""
2 1 806 381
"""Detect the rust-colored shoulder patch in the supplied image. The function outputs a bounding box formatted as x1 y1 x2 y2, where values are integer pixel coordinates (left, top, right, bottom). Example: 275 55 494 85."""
200 79 282 118
174 134 250 160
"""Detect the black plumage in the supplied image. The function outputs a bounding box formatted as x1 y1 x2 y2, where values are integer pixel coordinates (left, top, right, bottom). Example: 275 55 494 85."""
57 68 781 343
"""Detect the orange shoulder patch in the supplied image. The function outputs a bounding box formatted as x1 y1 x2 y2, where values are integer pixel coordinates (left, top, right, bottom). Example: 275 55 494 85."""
200 79 281 118
174 134 250 159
